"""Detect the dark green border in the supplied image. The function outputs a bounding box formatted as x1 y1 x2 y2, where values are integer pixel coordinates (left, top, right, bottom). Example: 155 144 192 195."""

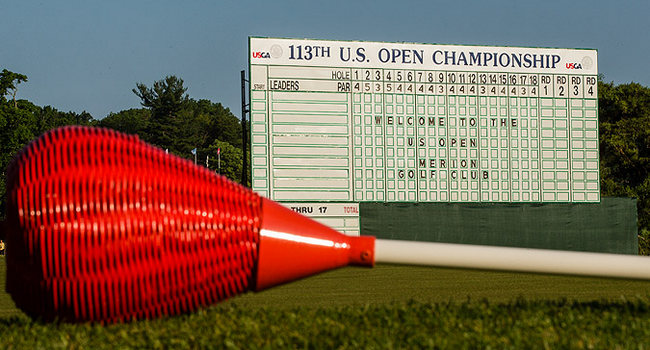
361 197 637 254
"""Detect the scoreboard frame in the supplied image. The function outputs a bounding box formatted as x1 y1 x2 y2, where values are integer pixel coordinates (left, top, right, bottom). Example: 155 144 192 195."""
248 37 599 209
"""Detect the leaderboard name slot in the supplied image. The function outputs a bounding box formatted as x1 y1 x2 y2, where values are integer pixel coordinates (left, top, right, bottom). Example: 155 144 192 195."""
269 70 352 201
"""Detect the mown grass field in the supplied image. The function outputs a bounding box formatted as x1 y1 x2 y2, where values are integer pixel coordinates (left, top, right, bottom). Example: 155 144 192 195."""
2 257 650 348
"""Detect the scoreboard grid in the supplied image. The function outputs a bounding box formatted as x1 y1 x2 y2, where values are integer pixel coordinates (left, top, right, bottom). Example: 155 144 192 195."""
249 38 599 207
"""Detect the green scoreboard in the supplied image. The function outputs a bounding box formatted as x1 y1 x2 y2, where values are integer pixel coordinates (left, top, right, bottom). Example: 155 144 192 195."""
249 37 599 235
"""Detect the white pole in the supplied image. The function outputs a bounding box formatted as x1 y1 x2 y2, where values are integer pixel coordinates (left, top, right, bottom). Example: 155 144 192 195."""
374 239 650 280
218 152 221 174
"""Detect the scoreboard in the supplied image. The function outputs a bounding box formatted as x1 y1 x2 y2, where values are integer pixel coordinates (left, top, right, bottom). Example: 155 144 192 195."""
249 38 599 233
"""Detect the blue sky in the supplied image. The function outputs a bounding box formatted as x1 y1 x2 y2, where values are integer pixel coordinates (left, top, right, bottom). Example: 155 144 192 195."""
2 0 648 119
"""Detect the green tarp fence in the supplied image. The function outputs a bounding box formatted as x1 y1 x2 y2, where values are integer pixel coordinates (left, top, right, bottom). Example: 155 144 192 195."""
360 197 638 254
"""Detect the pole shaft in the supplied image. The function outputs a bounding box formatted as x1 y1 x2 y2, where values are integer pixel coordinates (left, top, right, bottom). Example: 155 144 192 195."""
375 239 650 280
240 70 248 187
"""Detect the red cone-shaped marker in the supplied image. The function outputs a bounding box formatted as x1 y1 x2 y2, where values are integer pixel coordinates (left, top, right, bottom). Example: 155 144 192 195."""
9 126 650 323
2 126 375 323
256 198 374 290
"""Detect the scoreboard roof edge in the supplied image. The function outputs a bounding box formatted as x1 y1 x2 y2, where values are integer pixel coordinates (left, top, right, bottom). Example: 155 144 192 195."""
248 36 597 52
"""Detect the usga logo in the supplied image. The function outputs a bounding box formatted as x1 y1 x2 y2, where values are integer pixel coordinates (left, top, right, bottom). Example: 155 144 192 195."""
252 51 270 59
566 63 583 69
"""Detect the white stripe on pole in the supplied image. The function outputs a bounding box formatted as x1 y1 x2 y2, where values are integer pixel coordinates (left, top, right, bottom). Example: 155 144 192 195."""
374 239 650 280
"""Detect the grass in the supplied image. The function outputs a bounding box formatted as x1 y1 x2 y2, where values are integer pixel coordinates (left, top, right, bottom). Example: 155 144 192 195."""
2 257 650 348
229 264 650 308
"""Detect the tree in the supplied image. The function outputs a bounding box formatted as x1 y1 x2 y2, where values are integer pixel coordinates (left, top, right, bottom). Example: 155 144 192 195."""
598 79 650 254
599 81 650 124
97 108 151 137
0 69 28 108
180 99 242 148
0 100 39 218
132 76 189 152
176 99 245 183
205 140 243 183
128 78 245 177
35 106 93 132
133 76 188 118
0 66 95 219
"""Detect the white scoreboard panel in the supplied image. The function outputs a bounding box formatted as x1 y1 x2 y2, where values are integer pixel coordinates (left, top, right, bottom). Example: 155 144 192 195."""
281 202 360 236
249 37 599 207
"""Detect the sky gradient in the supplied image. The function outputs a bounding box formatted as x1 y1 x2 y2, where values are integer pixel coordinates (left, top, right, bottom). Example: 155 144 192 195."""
3 0 648 119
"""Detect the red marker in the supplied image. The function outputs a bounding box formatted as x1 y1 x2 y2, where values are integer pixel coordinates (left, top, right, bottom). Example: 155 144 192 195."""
4 126 650 323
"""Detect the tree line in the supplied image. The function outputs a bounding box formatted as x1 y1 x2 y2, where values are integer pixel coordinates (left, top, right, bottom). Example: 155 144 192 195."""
0 72 247 214
0 69 649 253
